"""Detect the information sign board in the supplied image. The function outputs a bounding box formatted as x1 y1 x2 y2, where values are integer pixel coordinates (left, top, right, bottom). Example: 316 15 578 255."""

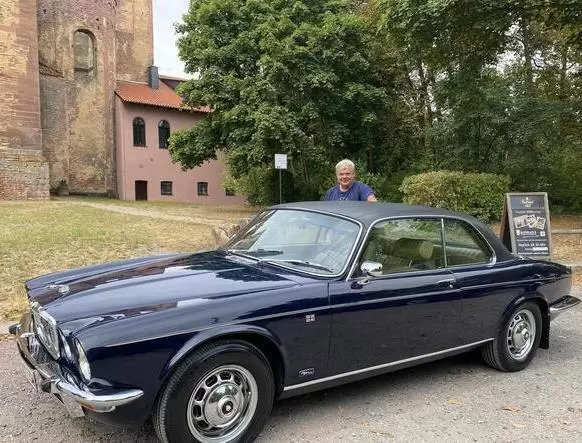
274 154 287 170
500 192 552 258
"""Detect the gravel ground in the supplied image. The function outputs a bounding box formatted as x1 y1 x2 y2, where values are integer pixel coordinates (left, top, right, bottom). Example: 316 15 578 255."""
1 287 580 443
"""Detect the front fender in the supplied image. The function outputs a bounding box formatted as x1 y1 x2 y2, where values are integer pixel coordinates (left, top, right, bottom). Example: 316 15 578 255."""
163 324 289 383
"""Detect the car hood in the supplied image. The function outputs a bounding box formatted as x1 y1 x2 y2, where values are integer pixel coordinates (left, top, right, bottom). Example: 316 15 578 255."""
25 251 299 326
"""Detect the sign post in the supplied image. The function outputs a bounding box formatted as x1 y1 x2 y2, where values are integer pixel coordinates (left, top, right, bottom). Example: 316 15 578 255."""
500 192 552 258
274 154 287 204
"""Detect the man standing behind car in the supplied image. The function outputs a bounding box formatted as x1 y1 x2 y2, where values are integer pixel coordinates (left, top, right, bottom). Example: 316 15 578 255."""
323 159 377 201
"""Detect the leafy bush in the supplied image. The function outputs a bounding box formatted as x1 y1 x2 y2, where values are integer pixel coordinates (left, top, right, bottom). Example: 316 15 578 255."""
223 167 296 206
399 171 510 221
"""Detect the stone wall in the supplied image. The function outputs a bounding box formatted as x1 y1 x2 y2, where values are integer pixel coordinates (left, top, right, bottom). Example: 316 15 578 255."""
0 0 50 199
0 151 50 199
39 73 69 186
116 0 154 82
1 0 153 199
36 0 119 195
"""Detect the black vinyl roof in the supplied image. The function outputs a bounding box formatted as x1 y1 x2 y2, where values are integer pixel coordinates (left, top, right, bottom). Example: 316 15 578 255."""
270 201 514 261
272 201 466 224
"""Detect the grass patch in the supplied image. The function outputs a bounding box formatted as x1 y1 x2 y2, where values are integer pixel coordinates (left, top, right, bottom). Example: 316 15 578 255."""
0 202 216 320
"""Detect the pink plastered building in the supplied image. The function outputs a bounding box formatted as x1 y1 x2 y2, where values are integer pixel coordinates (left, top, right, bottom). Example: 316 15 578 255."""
114 71 245 204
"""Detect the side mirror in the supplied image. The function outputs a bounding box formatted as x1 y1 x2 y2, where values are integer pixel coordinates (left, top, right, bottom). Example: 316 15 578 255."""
360 261 383 278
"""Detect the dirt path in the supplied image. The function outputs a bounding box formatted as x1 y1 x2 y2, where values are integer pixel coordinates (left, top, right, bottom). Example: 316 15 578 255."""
63 201 236 227
57 200 251 246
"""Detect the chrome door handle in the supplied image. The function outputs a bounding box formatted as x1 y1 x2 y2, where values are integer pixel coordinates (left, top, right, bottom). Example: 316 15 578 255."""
436 278 456 288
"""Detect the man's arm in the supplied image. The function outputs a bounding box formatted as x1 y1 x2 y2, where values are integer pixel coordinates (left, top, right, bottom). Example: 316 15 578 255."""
323 187 334 201
359 182 377 202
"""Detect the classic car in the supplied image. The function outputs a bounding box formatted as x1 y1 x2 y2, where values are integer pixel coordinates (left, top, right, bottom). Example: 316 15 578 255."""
10 201 580 443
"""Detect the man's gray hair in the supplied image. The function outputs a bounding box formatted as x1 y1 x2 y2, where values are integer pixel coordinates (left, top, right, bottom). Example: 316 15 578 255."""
335 159 355 172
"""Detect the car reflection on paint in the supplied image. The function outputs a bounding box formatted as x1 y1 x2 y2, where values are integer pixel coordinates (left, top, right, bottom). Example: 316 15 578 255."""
10 201 579 443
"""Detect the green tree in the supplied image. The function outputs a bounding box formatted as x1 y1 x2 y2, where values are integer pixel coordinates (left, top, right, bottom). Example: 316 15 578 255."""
374 0 582 209
171 0 390 202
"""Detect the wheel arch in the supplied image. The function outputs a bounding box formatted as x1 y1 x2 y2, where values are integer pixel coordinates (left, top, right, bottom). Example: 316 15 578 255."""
500 293 550 349
162 325 288 397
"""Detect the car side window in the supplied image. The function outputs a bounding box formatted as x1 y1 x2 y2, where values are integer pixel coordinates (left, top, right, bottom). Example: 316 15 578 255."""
358 218 445 276
443 219 492 266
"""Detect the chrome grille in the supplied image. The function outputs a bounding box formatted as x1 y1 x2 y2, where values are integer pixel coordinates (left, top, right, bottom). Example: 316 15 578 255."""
30 302 60 359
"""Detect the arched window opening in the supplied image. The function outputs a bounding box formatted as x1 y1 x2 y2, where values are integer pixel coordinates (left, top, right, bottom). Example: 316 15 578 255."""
73 30 95 72
133 117 146 147
158 120 170 149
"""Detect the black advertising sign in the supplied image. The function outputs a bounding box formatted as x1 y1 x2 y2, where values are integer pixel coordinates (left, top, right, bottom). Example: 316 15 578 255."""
500 192 552 258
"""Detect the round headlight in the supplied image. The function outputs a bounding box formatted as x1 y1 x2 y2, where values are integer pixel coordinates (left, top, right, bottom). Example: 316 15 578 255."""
75 340 91 382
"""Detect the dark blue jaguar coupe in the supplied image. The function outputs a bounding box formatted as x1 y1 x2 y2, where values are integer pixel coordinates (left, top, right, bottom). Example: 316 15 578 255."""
11 201 579 442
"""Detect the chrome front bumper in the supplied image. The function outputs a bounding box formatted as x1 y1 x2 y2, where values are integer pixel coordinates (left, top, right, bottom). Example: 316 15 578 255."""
549 295 581 320
10 313 144 417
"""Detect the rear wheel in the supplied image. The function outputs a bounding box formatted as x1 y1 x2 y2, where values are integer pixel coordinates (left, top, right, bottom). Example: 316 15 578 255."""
154 340 274 443
482 301 542 372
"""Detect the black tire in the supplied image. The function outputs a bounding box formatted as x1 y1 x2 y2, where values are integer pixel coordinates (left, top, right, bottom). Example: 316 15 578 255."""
153 340 275 443
482 301 542 372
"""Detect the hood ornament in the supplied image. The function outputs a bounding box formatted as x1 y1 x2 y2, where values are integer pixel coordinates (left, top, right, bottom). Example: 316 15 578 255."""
47 284 70 295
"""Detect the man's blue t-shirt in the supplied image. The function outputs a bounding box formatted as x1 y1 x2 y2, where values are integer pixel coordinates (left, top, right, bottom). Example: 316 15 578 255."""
323 181 374 201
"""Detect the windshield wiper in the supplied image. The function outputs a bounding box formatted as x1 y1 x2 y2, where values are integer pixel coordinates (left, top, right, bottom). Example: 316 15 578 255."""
258 259 334 274
226 248 284 258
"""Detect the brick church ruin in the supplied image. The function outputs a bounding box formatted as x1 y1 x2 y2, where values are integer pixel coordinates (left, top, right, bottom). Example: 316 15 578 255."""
0 0 155 199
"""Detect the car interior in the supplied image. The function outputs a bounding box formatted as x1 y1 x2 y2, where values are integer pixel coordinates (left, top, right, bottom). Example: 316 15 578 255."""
360 222 490 275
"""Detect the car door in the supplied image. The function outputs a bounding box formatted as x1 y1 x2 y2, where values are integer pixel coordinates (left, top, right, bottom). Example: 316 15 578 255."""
329 217 463 375
441 218 531 344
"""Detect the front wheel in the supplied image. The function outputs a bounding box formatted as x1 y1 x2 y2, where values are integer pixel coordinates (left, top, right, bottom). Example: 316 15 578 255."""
482 301 542 372
154 340 275 443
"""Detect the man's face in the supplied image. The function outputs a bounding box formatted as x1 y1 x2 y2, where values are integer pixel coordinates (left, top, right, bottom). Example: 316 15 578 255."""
336 166 355 189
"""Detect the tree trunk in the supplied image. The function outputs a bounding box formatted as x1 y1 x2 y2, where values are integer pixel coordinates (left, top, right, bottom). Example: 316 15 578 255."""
559 43 568 99
427 70 442 122
416 60 434 127
521 15 534 92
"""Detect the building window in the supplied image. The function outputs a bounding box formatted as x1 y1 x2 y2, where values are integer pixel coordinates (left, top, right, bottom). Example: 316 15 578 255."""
133 117 146 146
161 181 173 195
225 188 235 196
73 30 95 72
158 120 170 149
197 182 208 196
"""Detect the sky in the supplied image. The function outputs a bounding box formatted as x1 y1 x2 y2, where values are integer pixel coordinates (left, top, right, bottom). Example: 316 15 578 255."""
153 0 190 78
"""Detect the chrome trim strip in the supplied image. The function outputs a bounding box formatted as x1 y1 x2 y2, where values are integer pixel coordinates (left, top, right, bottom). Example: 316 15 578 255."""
283 338 494 392
16 313 144 413
346 215 498 281
550 295 581 320
48 377 144 412
440 218 448 267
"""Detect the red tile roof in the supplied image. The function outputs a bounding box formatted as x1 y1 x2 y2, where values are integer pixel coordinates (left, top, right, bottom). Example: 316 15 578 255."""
115 80 210 113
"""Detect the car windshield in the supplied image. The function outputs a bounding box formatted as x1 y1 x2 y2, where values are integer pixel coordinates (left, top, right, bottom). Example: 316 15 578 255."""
224 209 360 275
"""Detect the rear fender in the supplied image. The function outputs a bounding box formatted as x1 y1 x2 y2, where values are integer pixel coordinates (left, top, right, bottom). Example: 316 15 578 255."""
499 292 550 349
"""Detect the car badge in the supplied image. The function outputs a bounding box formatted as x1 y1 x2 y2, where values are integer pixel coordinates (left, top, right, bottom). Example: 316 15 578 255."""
299 368 315 377
48 284 70 295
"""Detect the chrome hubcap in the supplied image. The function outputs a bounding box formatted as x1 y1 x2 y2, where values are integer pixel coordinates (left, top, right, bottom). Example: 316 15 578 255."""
187 365 257 443
506 309 536 360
